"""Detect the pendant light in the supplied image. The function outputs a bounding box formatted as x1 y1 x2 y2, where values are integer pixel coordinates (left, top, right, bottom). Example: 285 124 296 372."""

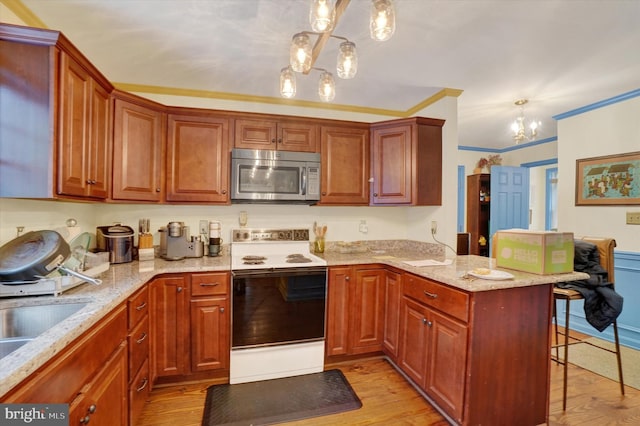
510 99 540 144
337 41 357 79
309 0 335 33
318 70 336 102
290 32 312 72
370 0 396 42
279 66 296 98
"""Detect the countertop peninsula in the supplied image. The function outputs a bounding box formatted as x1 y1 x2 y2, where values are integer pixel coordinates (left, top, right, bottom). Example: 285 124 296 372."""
0 240 588 397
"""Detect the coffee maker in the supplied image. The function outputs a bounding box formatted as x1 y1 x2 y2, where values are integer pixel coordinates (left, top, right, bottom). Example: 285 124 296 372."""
158 221 204 260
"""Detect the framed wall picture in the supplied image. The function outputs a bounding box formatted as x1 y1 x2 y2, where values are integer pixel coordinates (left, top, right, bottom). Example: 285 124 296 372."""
575 151 640 205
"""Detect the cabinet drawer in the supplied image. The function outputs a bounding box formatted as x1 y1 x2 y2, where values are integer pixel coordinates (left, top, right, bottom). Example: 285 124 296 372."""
129 358 150 426
128 315 149 380
128 286 149 329
191 272 229 297
403 274 469 322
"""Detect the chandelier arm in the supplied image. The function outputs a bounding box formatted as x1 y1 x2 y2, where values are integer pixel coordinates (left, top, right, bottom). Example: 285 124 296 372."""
304 0 351 75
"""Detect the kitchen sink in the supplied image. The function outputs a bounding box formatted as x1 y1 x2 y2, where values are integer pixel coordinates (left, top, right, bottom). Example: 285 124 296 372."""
0 302 87 358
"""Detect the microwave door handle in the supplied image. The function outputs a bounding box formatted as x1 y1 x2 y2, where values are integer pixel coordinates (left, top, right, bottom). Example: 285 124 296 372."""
301 167 307 195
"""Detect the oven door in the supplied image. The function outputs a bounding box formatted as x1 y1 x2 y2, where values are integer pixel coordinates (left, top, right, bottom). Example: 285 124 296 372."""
231 267 327 349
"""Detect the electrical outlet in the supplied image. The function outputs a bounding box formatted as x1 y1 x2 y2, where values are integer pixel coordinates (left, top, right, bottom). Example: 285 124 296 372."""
627 211 640 225
359 220 368 233
199 220 209 235
431 221 437 235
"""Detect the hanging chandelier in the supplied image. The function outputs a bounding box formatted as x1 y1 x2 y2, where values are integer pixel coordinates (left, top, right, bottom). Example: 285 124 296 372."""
511 99 541 144
280 0 395 102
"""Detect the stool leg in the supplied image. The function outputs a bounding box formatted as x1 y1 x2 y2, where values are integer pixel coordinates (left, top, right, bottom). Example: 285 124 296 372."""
553 298 560 362
613 320 625 396
562 298 570 411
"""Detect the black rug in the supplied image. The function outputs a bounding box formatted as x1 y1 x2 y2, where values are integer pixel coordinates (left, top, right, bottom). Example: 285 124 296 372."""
201 369 362 425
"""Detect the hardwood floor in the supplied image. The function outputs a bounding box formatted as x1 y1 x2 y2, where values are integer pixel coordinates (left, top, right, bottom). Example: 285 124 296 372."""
136 353 640 426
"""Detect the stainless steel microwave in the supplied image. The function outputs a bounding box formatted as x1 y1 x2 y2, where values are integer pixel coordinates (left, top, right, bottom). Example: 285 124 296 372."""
231 148 321 203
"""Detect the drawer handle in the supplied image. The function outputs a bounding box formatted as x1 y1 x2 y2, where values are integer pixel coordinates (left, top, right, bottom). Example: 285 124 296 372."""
423 290 438 299
137 332 148 344
200 282 220 287
136 377 149 392
136 301 147 311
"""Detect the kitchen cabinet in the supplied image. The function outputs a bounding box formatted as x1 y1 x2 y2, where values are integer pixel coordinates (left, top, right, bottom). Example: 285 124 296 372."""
2 305 128 424
319 124 370 205
151 272 230 385
0 24 113 200
466 173 491 256
127 286 150 426
370 117 444 205
235 116 319 152
57 51 112 199
190 272 230 372
326 265 385 357
382 268 402 361
166 110 230 203
112 90 166 202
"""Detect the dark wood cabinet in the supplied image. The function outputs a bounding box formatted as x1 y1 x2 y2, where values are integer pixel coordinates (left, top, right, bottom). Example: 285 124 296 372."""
57 51 112 199
466 173 491 256
127 286 150 426
319 124 370 205
326 266 385 357
112 91 165 202
235 117 318 152
166 110 230 203
370 117 444 205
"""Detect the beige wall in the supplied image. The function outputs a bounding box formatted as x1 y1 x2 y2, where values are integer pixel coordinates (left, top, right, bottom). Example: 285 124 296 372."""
557 95 640 252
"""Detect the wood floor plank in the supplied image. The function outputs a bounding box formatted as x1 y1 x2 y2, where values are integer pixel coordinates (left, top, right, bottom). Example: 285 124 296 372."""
136 355 640 426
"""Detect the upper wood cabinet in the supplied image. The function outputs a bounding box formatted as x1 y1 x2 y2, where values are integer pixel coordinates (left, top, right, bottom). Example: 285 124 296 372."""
235 116 319 152
166 110 230 203
57 51 112 199
370 117 444 205
319 124 370 205
112 91 166 202
0 23 113 199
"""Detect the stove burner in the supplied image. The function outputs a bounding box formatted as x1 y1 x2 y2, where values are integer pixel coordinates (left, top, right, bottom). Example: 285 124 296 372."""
242 255 267 261
243 260 265 265
286 254 313 263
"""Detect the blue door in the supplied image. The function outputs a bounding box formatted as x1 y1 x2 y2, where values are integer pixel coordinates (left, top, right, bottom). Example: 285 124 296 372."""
489 166 530 246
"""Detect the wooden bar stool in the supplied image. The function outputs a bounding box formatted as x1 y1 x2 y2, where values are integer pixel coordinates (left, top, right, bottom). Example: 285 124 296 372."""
551 237 624 411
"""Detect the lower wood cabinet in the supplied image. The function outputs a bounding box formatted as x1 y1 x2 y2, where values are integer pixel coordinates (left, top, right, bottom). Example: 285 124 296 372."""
150 272 230 385
127 286 150 425
382 268 402 361
1 305 128 424
326 265 386 357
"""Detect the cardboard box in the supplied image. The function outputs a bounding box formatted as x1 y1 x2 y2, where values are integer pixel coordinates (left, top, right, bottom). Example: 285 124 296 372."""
494 230 574 275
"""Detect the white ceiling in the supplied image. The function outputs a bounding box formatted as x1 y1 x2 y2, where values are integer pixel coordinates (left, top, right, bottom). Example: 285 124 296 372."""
14 0 640 149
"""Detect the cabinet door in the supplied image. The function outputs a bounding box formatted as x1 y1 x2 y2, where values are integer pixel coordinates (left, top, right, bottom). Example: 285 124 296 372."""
57 53 110 199
319 126 369 205
190 297 229 372
234 118 278 149
383 269 402 360
399 297 429 388
151 275 189 378
371 124 412 204
326 266 351 356
69 342 128 426
112 97 164 201
166 113 230 202
278 121 318 152
349 268 385 354
425 309 467 422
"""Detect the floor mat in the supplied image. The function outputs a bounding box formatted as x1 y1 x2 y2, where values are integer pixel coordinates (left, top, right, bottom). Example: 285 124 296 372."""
201 369 362 425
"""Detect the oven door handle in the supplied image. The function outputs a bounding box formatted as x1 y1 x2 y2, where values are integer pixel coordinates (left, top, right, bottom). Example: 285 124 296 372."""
301 166 307 196
232 266 327 278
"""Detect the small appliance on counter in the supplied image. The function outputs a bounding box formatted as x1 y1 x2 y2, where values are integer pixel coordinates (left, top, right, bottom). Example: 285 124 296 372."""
208 220 222 257
96 224 134 264
159 221 204 261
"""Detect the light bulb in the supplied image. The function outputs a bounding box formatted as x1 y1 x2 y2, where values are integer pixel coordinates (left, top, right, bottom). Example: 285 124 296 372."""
290 33 312 72
310 0 335 33
337 41 357 79
318 71 335 102
370 0 395 41
280 67 296 98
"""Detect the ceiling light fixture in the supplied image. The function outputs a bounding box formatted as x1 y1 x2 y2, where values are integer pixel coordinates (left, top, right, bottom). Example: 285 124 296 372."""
310 0 336 33
280 0 394 102
511 99 540 144
370 0 396 41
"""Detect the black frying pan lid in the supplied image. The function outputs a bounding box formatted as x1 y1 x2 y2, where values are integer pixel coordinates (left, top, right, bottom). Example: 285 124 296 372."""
0 230 71 282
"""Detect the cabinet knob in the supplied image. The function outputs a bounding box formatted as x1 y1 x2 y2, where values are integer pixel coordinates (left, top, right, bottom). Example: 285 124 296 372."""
220 307 225 313
177 287 183 293
322 192 326 196
222 189 227 194
156 188 161 192
271 138 276 144
373 193 378 197
422 318 432 327
88 405 97 414
80 415 90 424
345 276 350 281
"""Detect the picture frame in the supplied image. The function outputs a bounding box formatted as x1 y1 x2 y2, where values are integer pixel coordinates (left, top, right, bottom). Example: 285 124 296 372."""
575 151 640 205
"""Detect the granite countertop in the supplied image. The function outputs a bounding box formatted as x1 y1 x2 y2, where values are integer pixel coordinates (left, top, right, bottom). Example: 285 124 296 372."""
0 240 588 397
